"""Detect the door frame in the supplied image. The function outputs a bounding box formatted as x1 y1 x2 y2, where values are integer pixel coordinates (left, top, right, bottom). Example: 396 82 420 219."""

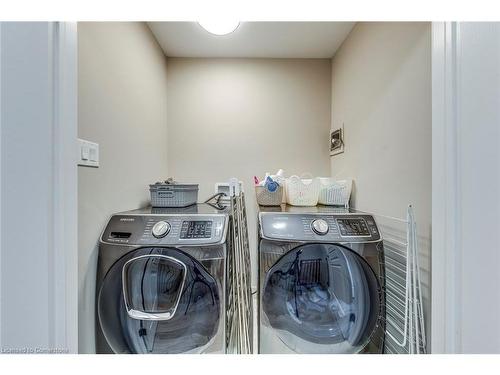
53 21 79 354
431 21 461 353
431 21 500 354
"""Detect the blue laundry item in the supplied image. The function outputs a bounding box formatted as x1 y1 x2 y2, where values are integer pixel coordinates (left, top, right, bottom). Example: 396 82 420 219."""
265 176 279 192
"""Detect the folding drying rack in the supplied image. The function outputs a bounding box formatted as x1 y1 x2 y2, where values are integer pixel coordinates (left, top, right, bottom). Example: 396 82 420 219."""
224 179 253 354
377 205 427 354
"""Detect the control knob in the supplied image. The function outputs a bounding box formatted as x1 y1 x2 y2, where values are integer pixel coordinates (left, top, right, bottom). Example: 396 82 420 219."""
152 221 171 238
311 219 329 235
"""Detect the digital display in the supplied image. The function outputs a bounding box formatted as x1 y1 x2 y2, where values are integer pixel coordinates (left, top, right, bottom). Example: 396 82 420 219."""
337 218 370 236
180 221 212 239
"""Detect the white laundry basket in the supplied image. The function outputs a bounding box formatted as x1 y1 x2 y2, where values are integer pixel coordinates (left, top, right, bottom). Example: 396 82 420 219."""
318 178 352 207
285 175 320 206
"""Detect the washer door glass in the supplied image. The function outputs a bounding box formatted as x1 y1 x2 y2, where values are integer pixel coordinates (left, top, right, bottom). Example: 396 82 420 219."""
98 247 220 354
262 243 380 354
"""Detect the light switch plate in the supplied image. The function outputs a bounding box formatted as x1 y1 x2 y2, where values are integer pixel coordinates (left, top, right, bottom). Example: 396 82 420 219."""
78 138 99 167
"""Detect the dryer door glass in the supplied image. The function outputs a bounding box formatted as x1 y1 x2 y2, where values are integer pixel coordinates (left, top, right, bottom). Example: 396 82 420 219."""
122 254 187 320
98 247 220 354
262 243 381 353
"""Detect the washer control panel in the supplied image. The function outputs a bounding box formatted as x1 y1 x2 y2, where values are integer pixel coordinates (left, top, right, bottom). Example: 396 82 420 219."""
180 221 212 239
101 214 227 246
336 218 371 237
259 213 380 242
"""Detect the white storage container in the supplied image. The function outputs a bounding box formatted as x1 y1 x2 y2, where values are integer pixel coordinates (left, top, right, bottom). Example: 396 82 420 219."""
285 175 320 206
318 178 352 207
255 185 283 206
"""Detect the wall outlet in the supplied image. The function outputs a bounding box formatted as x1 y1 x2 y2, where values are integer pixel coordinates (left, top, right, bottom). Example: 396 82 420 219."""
78 138 99 167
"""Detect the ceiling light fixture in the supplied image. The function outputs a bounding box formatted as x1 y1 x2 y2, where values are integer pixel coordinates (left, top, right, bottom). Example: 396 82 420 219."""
198 20 240 36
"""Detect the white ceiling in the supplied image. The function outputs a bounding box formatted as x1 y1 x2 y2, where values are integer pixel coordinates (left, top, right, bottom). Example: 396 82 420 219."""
147 22 355 58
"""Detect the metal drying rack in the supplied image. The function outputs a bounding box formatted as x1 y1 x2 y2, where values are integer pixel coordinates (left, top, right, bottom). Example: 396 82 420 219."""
210 178 253 354
374 205 427 354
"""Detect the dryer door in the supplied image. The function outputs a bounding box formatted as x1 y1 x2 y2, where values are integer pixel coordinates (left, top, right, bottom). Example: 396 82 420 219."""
261 243 381 353
98 247 220 354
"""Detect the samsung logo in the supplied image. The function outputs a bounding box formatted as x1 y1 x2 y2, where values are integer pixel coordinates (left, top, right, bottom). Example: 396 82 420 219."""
120 218 135 222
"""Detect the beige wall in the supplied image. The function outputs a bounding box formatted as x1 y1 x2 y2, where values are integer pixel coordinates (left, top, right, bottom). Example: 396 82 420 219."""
330 22 432 342
78 22 168 353
166 58 332 286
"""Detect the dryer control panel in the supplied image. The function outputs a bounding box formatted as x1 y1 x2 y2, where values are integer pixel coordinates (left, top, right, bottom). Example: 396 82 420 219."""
101 214 228 246
259 212 381 243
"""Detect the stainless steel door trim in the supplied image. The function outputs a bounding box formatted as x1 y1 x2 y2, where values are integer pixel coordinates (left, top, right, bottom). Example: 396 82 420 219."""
258 241 385 353
122 254 187 321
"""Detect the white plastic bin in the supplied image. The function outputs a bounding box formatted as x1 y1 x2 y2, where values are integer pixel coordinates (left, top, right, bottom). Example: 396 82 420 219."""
285 175 320 206
318 178 352 207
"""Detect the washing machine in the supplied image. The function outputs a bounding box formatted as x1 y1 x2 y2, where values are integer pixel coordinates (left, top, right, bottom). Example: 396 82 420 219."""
258 205 385 354
96 204 229 354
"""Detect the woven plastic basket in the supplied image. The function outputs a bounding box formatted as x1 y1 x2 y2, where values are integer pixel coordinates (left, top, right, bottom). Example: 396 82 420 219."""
255 185 283 206
149 183 198 207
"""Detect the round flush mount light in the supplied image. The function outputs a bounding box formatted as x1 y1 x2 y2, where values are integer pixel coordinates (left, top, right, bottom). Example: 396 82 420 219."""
198 20 240 36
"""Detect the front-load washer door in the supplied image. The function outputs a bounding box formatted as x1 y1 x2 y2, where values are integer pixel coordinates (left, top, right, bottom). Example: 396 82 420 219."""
261 243 381 354
98 247 220 354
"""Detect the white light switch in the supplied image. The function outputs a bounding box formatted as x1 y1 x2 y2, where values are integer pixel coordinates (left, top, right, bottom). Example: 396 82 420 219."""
81 144 90 160
78 138 99 167
89 146 98 162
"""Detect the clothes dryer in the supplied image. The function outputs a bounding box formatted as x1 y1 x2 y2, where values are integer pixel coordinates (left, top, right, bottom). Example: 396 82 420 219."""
258 205 385 354
96 205 229 354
